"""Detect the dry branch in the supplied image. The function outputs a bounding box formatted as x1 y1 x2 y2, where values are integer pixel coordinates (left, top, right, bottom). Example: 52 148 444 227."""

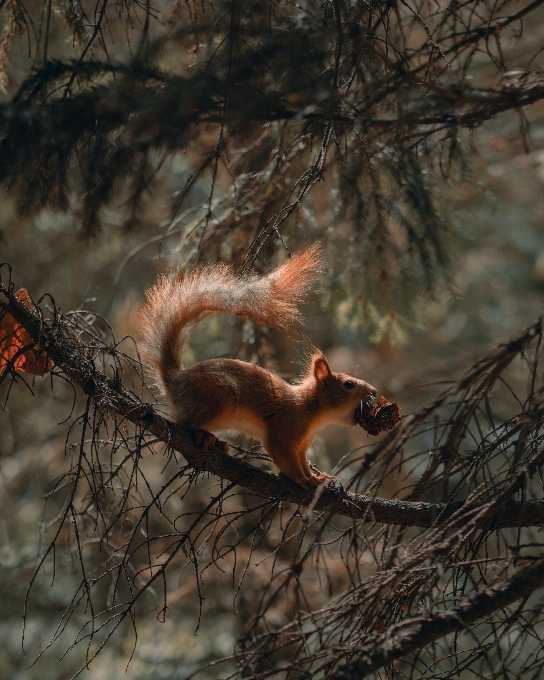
1 280 543 528
326 555 544 679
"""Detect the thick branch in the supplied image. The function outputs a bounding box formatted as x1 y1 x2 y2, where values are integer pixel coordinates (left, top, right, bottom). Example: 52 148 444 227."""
325 555 544 679
1 282 543 527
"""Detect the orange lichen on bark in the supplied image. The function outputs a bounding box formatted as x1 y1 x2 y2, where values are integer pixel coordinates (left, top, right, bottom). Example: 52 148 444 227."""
0 289 52 376
355 395 401 436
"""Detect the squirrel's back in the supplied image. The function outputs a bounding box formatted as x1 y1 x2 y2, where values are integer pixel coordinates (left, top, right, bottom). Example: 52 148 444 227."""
139 245 323 395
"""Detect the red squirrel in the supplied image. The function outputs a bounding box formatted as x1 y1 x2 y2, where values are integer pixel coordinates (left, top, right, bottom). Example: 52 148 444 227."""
139 245 377 489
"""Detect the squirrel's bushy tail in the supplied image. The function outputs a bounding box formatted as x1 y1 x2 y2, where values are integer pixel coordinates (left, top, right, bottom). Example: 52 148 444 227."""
139 245 323 391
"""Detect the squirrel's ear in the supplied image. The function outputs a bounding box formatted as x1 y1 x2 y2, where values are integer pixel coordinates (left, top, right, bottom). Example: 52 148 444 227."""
313 355 331 382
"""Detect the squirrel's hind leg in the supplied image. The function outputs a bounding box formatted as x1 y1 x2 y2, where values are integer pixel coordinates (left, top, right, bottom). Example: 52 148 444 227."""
191 428 230 454
170 379 234 455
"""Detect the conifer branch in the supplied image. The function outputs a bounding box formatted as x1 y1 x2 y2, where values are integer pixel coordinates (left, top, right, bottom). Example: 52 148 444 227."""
2 279 543 529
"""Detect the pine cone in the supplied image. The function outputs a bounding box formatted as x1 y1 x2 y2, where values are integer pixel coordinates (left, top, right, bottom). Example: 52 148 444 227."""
355 396 401 436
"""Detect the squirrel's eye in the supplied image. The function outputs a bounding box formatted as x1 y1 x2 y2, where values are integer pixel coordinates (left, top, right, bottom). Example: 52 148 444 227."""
343 380 355 390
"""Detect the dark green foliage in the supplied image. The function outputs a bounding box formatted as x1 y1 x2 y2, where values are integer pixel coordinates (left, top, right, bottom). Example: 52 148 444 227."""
1 0 543 327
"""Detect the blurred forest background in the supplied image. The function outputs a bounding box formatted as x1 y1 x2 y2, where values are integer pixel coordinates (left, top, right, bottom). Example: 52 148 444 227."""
2 0 544 678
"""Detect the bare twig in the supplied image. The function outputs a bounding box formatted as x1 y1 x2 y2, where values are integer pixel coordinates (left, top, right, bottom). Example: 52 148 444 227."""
326 555 544 679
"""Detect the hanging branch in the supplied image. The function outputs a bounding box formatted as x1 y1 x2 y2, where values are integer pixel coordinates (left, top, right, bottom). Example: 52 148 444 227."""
325 555 544 680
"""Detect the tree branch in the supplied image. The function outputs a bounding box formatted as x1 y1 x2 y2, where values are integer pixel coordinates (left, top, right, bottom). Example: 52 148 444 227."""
325 555 544 679
1 281 543 528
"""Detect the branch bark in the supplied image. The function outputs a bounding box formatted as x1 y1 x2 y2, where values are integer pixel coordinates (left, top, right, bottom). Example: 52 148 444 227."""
325 555 544 679
1 281 543 528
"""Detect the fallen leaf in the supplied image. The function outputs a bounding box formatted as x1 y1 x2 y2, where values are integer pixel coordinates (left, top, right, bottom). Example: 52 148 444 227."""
0 289 52 376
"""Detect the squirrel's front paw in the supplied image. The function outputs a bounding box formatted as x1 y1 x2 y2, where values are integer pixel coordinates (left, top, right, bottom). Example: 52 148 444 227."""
308 472 337 488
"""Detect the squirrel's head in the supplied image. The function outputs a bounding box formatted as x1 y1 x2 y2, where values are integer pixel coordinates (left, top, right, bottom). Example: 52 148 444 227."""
309 354 377 427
